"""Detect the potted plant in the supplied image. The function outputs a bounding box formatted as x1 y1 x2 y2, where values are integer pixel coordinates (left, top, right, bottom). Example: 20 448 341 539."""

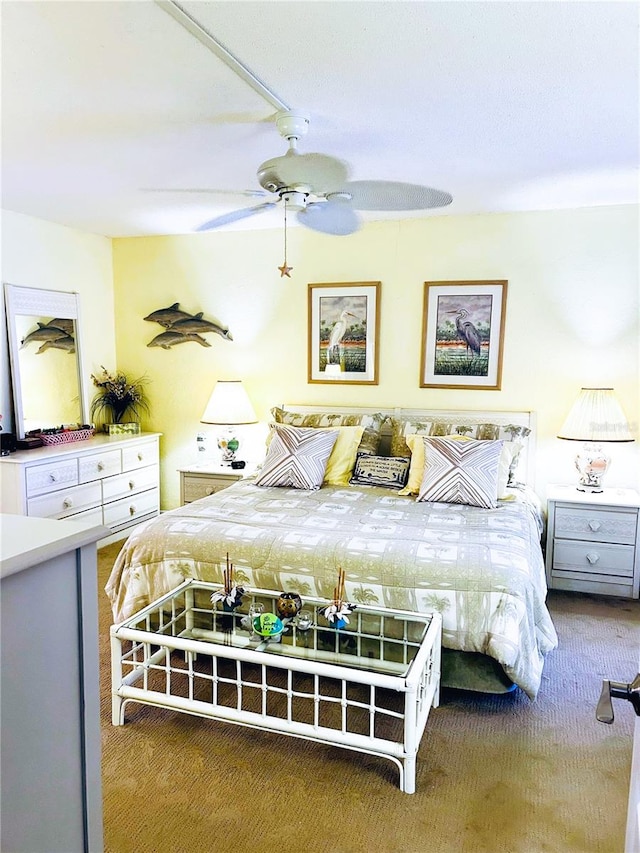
90 367 150 434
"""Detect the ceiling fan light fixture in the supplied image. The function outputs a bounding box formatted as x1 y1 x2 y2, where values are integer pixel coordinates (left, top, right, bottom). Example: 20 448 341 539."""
280 190 308 212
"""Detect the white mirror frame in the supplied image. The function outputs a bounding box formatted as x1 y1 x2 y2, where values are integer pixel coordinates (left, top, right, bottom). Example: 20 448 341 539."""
4 283 88 439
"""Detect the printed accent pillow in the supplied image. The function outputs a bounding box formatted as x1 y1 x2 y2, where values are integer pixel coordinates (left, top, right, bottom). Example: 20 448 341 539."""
255 425 339 490
350 454 410 490
417 437 504 509
400 433 518 500
271 407 383 456
265 424 365 486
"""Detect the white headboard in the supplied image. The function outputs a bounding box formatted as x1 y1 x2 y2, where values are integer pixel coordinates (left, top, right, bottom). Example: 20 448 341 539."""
282 404 537 485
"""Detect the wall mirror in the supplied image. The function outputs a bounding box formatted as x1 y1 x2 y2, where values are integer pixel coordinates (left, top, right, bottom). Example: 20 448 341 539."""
4 283 88 439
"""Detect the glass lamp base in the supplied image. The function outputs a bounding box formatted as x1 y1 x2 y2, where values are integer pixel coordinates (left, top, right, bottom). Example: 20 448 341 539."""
574 443 609 493
217 429 240 466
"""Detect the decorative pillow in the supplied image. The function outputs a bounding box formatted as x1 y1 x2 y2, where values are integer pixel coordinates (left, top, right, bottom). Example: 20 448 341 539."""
400 433 518 500
416 437 504 509
350 454 410 490
255 425 339 490
271 407 383 456
391 417 530 483
322 425 365 485
399 433 469 496
265 424 365 486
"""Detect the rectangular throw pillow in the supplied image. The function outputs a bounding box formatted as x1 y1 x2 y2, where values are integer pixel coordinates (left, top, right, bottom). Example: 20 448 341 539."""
255 424 339 490
271 407 383 456
350 454 410 490
417 436 504 509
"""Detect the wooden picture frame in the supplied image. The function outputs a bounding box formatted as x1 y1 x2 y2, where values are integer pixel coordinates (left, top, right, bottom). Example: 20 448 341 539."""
308 282 380 384
420 280 508 389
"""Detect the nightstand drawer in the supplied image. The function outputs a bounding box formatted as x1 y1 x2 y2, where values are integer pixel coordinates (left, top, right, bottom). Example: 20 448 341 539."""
554 505 637 545
183 475 238 503
553 540 635 577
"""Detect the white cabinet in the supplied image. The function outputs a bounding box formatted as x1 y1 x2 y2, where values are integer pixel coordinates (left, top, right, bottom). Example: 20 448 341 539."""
545 485 640 598
0 433 161 536
1 513 107 852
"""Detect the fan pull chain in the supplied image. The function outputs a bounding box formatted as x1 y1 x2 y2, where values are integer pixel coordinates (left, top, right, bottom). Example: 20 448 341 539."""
278 198 293 278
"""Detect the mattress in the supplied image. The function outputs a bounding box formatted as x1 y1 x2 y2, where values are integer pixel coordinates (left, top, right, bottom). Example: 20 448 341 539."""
106 479 558 699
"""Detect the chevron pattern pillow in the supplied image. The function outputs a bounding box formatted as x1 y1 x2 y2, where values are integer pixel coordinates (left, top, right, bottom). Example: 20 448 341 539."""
255 425 339 490
417 436 504 509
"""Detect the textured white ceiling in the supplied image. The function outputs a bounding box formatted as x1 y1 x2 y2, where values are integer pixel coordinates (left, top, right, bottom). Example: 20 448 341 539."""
1 0 638 237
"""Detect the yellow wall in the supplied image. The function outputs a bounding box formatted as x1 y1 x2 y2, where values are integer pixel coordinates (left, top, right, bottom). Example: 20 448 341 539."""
112 204 639 509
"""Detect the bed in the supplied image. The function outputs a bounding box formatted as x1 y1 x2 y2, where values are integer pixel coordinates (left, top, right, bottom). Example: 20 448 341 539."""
106 406 558 700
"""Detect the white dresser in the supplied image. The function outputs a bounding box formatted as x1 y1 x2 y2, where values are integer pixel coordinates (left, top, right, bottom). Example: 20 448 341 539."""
0 432 161 536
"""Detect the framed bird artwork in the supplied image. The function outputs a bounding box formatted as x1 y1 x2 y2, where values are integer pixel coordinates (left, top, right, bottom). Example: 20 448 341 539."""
308 282 380 384
420 280 508 389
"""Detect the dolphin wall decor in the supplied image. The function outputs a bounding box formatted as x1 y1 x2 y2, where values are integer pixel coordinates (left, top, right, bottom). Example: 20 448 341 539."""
144 303 233 348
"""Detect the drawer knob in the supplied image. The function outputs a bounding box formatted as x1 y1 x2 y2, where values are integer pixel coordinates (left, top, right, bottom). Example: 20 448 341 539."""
97 461 105 471
137 453 144 461
129 505 136 516
588 520 602 532
586 552 600 565
129 480 135 490
63 498 73 509
49 473 57 482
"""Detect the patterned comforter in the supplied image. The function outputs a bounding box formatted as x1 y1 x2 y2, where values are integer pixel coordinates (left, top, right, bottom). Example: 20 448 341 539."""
106 479 558 698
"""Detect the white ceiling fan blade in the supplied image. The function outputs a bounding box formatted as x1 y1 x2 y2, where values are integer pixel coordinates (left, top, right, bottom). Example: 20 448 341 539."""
143 187 268 198
340 181 453 211
258 152 349 194
297 201 360 236
196 201 278 232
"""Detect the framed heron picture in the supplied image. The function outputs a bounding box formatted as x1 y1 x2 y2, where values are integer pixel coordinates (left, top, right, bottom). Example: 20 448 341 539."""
308 282 380 384
420 280 508 389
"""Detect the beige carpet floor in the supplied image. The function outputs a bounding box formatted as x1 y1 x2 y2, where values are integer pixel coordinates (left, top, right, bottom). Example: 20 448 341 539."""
98 541 639 853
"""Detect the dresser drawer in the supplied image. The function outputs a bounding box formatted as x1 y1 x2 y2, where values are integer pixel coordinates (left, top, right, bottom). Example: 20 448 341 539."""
553 539 635 578
122 440 158 472
27 482 102 519
183 475 237 503
102 465 159 502
554 505 637 545
103 488 159 529
79 449 122 483
26 459 78 498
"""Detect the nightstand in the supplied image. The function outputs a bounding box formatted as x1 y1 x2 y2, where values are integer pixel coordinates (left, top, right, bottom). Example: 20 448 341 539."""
178 463 258 505
545 484 640 598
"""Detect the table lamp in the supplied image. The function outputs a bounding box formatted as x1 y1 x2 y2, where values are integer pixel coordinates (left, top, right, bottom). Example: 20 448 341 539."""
201 380 258 465
557 387 634 492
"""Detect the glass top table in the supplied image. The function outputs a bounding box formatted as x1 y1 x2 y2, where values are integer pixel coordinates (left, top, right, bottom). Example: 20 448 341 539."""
110 580 442 793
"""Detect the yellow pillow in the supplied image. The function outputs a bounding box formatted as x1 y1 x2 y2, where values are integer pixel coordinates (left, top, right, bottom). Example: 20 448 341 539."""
265 424 365 486
323 425 365 485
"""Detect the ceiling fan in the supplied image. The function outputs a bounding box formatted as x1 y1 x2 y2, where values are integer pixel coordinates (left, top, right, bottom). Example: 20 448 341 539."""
155 1 453 237
194 109 453 236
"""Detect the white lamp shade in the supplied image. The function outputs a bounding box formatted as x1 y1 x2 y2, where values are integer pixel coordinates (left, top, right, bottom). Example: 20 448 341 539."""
557 387 634 442
201 380 258 425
